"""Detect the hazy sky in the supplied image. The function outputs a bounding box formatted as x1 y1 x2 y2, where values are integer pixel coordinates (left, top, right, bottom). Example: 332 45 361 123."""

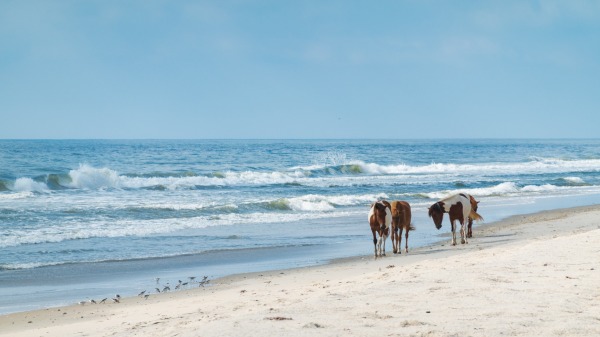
1 0 599 139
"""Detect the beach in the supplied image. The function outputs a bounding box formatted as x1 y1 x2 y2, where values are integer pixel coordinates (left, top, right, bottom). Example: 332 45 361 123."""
2 204 599 337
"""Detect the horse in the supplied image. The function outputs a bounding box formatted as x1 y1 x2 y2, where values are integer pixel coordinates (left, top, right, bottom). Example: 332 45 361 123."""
390 201 415 254
467 194 480 238
428 193 483 246
369 200 392 258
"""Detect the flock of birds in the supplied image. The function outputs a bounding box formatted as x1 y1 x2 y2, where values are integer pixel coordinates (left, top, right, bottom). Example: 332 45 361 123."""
77 275 210 306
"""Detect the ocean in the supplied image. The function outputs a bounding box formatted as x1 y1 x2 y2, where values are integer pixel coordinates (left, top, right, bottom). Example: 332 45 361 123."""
2 139 600 314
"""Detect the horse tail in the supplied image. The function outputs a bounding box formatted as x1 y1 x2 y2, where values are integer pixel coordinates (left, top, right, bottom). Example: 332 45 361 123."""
469 210 483 222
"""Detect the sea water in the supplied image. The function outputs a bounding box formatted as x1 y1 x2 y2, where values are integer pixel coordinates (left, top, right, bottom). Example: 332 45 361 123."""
1 139 600 314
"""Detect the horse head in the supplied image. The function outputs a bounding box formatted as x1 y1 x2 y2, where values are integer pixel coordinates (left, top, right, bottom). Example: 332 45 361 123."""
373 201 389 227
469 195 479 212
428 201 444 230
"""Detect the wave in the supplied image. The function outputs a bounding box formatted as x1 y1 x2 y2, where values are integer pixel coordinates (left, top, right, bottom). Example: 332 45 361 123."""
3 158 600 193
419 181 600 200
0 210 360 248
558 176 588 186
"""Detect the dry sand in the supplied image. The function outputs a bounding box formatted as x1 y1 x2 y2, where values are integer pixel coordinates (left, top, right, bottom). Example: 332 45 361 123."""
2 205 600 337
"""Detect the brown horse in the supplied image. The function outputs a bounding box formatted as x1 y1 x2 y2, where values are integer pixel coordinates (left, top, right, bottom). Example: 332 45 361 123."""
428 193 483 246
369 200 391 258
390 201 415 254
467 195 480 238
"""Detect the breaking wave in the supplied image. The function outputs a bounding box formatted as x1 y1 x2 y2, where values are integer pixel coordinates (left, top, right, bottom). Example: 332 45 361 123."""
2 158 600 193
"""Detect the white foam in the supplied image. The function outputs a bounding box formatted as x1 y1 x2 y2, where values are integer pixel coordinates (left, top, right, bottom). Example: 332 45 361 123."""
0 191 35 199
67 164 122 189
0 210 361 248
562 176 586 185
12 178 49 193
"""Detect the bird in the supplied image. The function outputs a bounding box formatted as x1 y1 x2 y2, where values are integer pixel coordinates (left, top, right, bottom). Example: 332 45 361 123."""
116 294 121 299
89 299 97 304
155 277 160 284
99 298 107 304
138 290 146 296
162 285 170 292
112 297 120 303
144 294 150 300
78 301 86 306
188 276 196 281
155 288 161 293
199 276 210 287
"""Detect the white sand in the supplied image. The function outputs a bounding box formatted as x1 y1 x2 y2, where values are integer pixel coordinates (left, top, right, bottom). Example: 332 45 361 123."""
2 205 600 337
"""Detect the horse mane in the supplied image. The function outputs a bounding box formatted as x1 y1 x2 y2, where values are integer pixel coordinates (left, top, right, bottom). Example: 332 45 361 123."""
468 195 483 222
428 201 443 217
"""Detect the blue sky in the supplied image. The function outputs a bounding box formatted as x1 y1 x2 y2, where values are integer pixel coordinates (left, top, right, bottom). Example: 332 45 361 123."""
1 0 599 139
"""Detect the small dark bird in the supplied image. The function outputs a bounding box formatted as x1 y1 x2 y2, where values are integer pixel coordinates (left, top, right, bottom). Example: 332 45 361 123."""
138 290 146 296
144 294 150 300
162 285 170 292
155 288 161 293
100 298 107 304
89 299 97 304
199 276 210 287
112 297 120 303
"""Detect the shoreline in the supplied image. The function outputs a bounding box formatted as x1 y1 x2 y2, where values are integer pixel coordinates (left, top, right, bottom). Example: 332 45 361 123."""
2 203 600 336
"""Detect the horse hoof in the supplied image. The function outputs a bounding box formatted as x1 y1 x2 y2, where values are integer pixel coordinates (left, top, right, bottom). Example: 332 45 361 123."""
461 239 466 244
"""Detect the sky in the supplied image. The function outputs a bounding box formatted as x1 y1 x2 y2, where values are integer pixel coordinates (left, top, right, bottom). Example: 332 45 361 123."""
1 0 599 139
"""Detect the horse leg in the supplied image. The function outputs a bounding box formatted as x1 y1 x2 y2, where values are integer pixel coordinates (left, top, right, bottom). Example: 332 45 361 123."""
398 227 403 255
451 220 457 246
460 219 467 244
381 232 387 256
392 227 398 254
372 230 378 258
404 225 409 254
467 217 473 238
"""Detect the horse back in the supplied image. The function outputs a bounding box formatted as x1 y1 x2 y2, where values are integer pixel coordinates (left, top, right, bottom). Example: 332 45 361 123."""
391 200 412 229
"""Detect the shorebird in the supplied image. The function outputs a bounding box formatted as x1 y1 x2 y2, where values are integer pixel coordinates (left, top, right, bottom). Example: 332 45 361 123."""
188 276 196 281
144 294 150 300
138 290 146 296
162 285 170 292
155 287 161 293
199 276 210 287
78 301 86 306
89 299 97 304
99 298 107 304
116 294 121 300
155 277 160 284
112 297 120 303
